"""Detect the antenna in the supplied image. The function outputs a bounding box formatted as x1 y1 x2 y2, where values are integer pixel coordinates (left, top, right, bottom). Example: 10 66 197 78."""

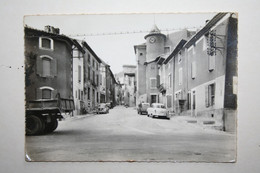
153 14 156 25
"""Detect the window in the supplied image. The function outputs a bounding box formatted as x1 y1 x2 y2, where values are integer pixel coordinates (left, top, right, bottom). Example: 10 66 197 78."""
42 57 51 77
178 52 182 64
96 74 99 86
167 95 172 108
73 49 79 58
164 47 170 54
92 70 95 83
205 83 215 107
37 55 57 77
37 86 56 100
78 89 80 100
139 52 143 56
39 37 54 50
88 66 90 80
168 73 172 88
81 91 84 100
150 78 157 89
42 89 52 99
191 61 196 79
208 55 215 71
100 74 102 85
78 65 81 83
75 90 77 99
93 59 95 69
87 87 90 100
96 62 99 70
88 54 91 64
179 68 183 85
187 92 191 110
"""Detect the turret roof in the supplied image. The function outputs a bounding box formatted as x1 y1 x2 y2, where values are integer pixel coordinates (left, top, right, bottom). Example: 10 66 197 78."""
144 24 166 39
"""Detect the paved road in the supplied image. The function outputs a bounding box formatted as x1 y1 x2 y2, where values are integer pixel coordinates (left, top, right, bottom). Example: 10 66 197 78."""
25 106 236 162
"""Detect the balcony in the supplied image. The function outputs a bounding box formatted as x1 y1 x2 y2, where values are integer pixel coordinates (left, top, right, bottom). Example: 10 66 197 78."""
158 83 166 94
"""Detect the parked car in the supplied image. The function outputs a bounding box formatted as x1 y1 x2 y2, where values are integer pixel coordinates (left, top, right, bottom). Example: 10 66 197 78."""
97 103 109 114
137 102 150 115
147 103 170 120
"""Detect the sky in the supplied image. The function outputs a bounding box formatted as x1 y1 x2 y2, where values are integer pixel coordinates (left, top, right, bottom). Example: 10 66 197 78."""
24 13 216 74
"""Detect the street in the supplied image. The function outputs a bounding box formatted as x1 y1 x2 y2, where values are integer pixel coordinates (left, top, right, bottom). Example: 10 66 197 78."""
25 106 236 162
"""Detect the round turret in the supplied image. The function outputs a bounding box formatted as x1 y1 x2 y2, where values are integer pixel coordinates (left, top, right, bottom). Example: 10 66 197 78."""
145 25 166 62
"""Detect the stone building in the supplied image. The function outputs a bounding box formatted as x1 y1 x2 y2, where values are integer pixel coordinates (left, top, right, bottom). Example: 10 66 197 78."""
24 25 83 108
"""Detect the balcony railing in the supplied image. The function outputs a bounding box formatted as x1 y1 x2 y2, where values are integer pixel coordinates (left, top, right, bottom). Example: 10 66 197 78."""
158 83 166 94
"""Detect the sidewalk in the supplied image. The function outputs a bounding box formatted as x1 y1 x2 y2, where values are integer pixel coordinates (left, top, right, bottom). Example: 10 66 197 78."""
173 115 224 131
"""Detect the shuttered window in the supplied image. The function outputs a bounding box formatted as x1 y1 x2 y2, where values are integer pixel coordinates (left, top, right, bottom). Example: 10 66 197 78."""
209 55 215 71
36 87 57 99
36 56 57 77
191 61 196 79
168 73 172 88
167 95 172 108
179 68 183 85
205 83 215 107
150 78 157 89
42 58 51 77
78 65 81 83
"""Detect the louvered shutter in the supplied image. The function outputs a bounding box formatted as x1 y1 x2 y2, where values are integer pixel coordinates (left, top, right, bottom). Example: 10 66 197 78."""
36 88 42 99
209 55 215 71
51 58 57 77
36 57 43 76
157 75 160 87
205 85 209 107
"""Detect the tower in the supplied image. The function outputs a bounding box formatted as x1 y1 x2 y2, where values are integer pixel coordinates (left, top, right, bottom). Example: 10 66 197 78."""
144 25 166 104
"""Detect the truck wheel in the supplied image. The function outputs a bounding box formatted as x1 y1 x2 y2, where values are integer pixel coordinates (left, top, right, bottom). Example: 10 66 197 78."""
45 118 58 133
26 115 44 136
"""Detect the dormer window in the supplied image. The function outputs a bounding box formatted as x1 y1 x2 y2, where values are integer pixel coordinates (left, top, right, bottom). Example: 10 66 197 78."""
39 37 54 50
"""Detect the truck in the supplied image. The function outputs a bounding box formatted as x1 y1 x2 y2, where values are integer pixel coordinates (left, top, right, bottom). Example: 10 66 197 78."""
25 96 74 135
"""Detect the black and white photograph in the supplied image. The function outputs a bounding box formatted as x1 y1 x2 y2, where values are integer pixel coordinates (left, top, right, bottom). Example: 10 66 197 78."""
24 12 237 162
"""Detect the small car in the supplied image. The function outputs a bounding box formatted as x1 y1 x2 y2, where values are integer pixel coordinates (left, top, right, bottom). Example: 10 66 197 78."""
137 102 150 115
97 103 109 114
147 103 170 120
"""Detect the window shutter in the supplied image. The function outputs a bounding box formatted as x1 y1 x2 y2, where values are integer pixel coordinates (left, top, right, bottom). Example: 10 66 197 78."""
157 75 160 87
192 62 196 79
52 89 57 99
179 68 183 85
51 58 57 77
209 55 215 71
36 88 42 99
36 57 43 76
205 85 209 107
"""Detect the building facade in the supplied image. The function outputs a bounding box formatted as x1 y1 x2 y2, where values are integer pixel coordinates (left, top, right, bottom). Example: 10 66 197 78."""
72 44 85 115
25 26 82 106
134 13 238 132
134 25 195 105
81 41 102 113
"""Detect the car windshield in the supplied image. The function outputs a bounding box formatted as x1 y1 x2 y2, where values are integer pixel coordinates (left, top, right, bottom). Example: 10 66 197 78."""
153 104 165 108
99 104 106 108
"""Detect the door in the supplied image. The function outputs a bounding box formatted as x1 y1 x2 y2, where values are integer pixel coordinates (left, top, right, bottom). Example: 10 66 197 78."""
151 95 157 104
192 90 196 116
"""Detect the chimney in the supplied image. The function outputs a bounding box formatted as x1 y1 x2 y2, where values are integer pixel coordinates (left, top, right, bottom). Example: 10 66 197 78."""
44 25 60 34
